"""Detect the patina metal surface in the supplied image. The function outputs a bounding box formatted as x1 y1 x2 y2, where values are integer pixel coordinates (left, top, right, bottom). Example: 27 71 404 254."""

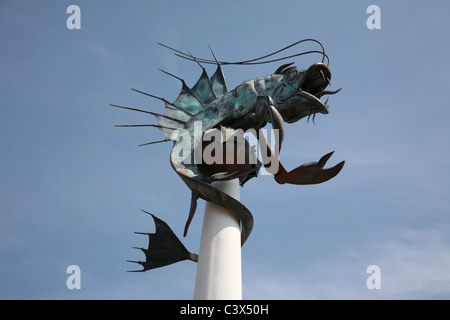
114 40 345 272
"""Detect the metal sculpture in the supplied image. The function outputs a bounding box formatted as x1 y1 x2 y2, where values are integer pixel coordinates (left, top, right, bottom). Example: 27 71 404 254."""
128 210 198 271
112 39 345 272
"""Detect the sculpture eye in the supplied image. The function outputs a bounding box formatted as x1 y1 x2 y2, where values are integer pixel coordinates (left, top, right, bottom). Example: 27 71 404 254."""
286 69 299 83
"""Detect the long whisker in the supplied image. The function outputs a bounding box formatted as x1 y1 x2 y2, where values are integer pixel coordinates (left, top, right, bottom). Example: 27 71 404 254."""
321 88 342 95
315 88 342 99
161 39 330 66
315 88 324 98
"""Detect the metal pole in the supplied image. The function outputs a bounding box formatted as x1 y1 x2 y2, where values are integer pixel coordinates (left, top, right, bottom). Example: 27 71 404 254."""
193 178 242 300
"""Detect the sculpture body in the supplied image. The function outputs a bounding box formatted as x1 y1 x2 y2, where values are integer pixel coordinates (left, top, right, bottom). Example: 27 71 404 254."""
114 40 345 271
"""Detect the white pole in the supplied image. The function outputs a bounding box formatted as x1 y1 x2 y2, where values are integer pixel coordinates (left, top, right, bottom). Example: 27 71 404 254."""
193 178 242 300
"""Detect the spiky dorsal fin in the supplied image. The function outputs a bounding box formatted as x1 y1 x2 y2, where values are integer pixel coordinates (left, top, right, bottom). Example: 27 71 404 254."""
208 46 228 98
158 69 206 116
156 44 229 119
121 90 190 142
164 101 192 123
164 64 228 118
210 65 227 99
172 81 204 115
119 44 231 145
187 51 217 105
191 69 217 105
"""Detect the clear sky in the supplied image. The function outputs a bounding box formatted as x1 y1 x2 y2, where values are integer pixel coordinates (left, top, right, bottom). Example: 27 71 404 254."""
1 0 449 299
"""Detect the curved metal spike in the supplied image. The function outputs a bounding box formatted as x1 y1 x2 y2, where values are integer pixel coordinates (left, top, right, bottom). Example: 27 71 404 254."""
161 68 207 108
152 112 186 125
134 232 150 236
126 260 145 273
131 88 195 117
274 62 295 75
140 209 153 216
208 47 228 98
157 42 189 59
208 44 220 66
115 123 176 131
111 104 185 125
320 88 342 96
158 69 185 83
131 88 166 101
110 104 153 115
138 139 170 147
187 50 205 71
115 124 157 127
127 260 143 264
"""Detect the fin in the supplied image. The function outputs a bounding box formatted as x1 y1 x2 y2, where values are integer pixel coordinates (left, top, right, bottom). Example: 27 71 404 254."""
157 43 228 99
191 69 217 105
110 102 185 141
160 69 206 115
164 101 193 123
130 88 193 125
128 210 197 272
112 103 185 128
151 112 185 140
172 82 205 115
187 51 217 105
208 45 228 98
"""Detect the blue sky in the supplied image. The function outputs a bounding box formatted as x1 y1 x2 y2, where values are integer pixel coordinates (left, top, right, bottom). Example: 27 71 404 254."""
1 0 449 299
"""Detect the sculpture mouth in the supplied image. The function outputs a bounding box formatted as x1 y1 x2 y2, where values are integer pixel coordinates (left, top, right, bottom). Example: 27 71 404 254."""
279 63 341 123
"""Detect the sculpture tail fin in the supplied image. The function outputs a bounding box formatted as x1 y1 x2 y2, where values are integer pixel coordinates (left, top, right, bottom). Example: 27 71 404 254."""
128 210 197 272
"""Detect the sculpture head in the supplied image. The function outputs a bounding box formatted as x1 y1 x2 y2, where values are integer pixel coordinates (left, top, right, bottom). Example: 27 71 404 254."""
271 62 340 124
